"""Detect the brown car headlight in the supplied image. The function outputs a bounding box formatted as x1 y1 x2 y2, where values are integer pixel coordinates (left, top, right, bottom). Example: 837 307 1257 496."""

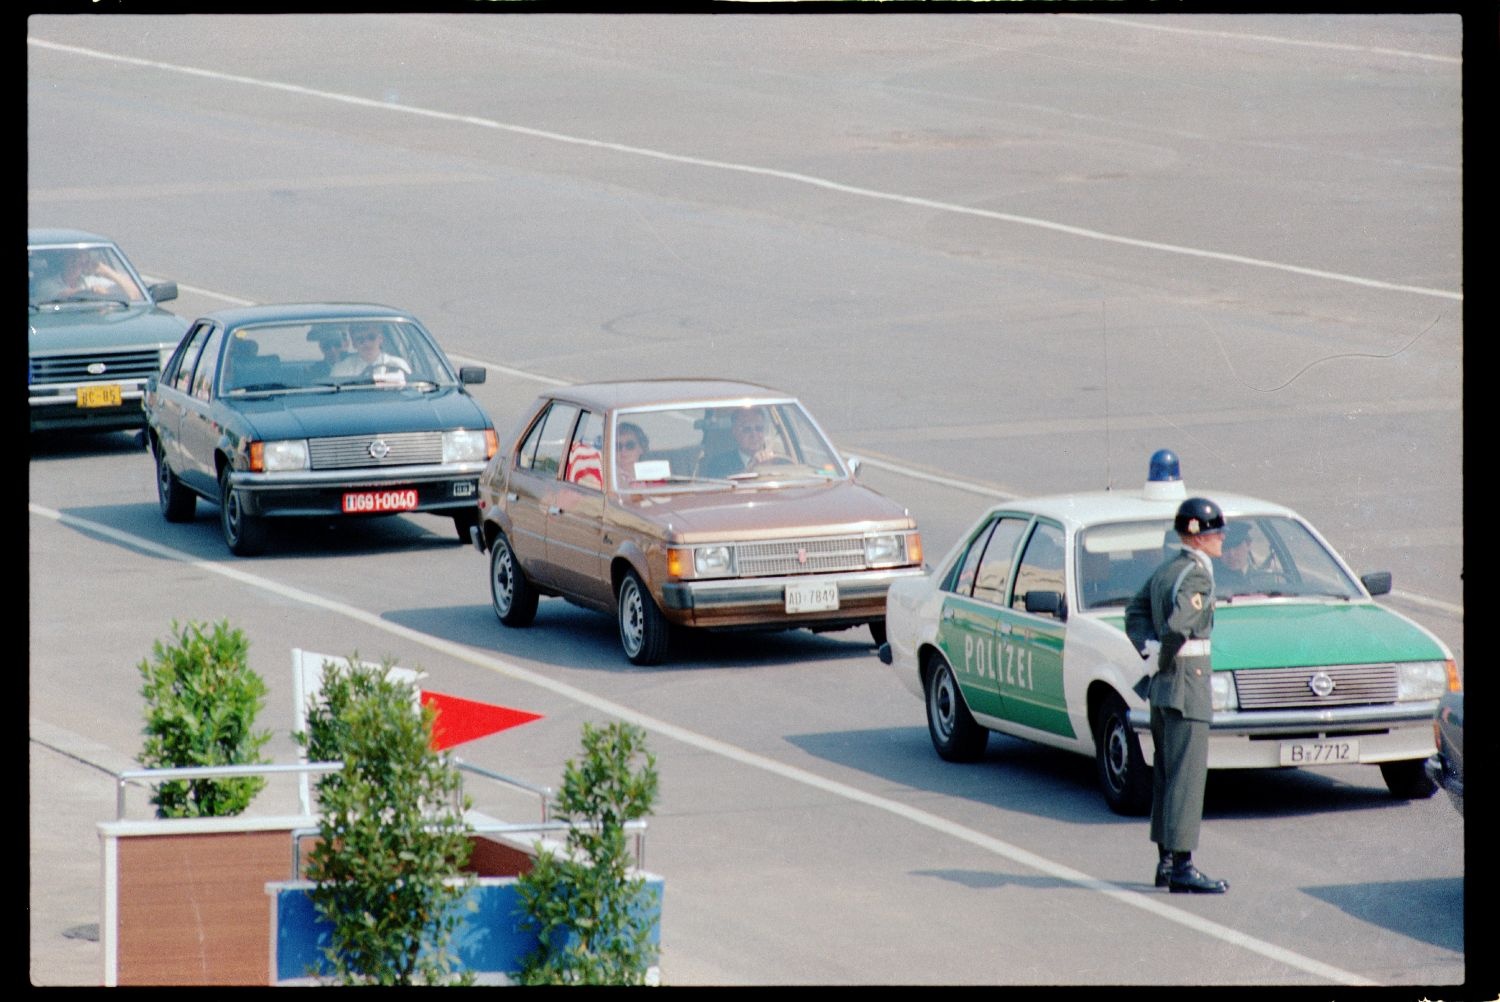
694 546 734 576
864 533 907 567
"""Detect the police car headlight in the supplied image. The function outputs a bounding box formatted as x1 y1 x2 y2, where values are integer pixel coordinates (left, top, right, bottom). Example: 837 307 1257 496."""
1396 661 1451 701
257 439 308 472
865 534 905 566
1211 671 1238 712
443 429 489 463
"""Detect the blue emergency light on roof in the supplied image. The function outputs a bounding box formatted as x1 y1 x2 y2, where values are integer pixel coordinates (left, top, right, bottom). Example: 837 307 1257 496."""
1143 448 1187 501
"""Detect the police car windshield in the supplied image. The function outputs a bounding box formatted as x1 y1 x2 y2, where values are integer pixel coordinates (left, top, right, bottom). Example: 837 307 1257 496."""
1076 515 1363 611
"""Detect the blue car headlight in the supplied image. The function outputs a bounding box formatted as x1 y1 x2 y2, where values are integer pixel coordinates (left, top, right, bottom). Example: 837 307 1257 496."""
443 429 490 463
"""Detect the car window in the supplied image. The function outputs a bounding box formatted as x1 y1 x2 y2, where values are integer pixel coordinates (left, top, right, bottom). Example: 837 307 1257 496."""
1011 522 1066 615
945 518 997 596
565 410 605 491
168 324 212 393
28 244 145 305
610 400 845 490
192 328 224 401
973 517 1029 605
519 402 580 477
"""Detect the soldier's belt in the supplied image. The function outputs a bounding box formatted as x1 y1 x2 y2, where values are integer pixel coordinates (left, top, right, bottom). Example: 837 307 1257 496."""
1178 639 1210 657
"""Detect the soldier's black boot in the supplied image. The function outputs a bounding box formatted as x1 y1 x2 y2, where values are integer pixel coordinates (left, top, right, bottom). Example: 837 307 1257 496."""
1168 852 1228 894
1154 845 1172 888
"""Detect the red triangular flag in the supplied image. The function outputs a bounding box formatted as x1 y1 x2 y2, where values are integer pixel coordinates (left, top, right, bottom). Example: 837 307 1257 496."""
420 689 544 751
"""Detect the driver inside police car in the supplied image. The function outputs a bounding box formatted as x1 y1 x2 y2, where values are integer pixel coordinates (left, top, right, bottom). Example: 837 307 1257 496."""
331 323 412 381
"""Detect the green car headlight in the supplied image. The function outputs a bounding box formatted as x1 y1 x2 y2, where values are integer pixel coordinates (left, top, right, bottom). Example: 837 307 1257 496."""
1211 671 1238 712
1396 661 1452 701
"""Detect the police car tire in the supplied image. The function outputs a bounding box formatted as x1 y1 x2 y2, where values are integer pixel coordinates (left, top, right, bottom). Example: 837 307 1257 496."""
1380 758 1438 800
925 655 987 762
1095 693 1151 816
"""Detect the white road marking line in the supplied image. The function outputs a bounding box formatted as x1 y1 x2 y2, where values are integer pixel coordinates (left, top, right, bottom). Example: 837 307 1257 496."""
28 38 1460 303
29 500 1380 986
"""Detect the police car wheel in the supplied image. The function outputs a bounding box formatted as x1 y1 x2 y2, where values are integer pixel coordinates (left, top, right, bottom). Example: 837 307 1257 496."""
924 655 987 762
1380 758 1438 800
1095 693 1151 816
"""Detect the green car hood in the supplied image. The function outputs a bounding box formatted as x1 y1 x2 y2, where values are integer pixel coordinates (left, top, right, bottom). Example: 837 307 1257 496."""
1100 602 1445 669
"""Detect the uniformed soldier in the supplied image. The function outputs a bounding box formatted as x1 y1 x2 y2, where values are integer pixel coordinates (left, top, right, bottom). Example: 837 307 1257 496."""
1125 496 1231 894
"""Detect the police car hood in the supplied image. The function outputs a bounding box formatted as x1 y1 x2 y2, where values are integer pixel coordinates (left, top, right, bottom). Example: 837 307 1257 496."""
1103 602 1445 668
627 479 915 543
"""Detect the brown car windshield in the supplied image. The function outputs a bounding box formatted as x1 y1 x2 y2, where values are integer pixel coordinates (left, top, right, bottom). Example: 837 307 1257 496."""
611 401 847 491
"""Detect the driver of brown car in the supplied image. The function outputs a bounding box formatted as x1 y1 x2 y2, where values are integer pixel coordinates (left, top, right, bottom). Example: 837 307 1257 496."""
701 406 777 478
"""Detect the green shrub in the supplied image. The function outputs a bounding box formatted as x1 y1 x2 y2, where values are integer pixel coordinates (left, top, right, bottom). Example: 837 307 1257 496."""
136 619 270 818
515 720 660 986
297 656 475 986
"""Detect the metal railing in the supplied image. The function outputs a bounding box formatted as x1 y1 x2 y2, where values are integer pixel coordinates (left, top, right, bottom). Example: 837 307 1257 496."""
113 761 344 820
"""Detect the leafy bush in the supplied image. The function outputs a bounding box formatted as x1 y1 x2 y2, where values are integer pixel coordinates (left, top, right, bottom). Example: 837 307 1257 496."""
297 656 475 986
137 619 270 818
515 720 660 985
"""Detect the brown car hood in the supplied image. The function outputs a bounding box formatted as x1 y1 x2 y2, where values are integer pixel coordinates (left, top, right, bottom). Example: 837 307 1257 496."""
618 478 915 544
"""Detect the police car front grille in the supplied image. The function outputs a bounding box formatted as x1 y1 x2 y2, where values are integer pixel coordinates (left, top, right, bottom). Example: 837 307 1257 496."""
1233 663 1399 709
309 432 444 469
735 536 867 576
30 349 162 386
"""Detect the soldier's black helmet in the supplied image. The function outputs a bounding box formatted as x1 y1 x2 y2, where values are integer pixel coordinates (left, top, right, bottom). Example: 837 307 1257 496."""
1174 497 1226 537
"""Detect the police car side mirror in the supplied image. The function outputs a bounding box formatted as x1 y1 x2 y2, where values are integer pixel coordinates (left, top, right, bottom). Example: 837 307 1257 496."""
459 366 486 385
147 280 178 304
1024 590 1067 621
1360 571 1392 596
846 455 862 478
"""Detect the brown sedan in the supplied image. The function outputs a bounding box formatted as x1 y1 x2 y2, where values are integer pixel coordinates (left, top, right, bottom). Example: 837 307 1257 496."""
472 379 925 664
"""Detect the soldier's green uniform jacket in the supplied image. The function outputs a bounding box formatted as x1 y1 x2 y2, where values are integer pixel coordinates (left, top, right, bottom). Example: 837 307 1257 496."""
1124 549 1215 721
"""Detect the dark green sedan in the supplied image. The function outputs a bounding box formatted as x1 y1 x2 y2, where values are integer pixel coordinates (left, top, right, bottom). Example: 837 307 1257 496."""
144 303 496 556
29 228 188 434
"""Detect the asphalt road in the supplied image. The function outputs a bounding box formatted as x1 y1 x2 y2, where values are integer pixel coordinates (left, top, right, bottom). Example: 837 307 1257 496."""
28 12 1475 990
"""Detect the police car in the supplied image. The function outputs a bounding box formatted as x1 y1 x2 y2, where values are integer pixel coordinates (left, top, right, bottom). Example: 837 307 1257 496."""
879 451 1460 814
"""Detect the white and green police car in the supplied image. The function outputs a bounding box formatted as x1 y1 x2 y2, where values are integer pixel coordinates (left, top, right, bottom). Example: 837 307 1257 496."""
879 452 1459 815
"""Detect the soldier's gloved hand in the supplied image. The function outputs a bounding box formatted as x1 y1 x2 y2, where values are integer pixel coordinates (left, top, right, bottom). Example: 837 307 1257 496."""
1138 639 1161 660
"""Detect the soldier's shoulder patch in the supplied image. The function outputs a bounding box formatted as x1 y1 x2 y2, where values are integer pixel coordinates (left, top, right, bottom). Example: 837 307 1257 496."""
1190 593 1203 610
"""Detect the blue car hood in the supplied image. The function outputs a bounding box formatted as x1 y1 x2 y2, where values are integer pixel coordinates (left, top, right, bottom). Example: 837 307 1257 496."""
227 387 491 439
29 303 187 351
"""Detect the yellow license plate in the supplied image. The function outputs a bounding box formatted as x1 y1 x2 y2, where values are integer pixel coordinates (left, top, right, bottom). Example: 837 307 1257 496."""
76 384 123 408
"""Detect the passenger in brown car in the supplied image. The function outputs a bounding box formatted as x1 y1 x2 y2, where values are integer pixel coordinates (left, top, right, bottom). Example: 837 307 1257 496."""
614 421 650 482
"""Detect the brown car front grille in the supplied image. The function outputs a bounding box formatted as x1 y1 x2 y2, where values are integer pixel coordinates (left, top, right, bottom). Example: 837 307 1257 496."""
736 536 869 577
308 432 444 470
1233 663 1399 710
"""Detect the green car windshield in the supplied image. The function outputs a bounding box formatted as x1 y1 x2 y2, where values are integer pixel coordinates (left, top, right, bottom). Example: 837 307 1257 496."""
1077 515 1364 610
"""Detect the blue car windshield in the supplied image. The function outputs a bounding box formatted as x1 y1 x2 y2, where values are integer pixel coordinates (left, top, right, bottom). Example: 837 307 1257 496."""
1076 515 1364 610
219 319 458 394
